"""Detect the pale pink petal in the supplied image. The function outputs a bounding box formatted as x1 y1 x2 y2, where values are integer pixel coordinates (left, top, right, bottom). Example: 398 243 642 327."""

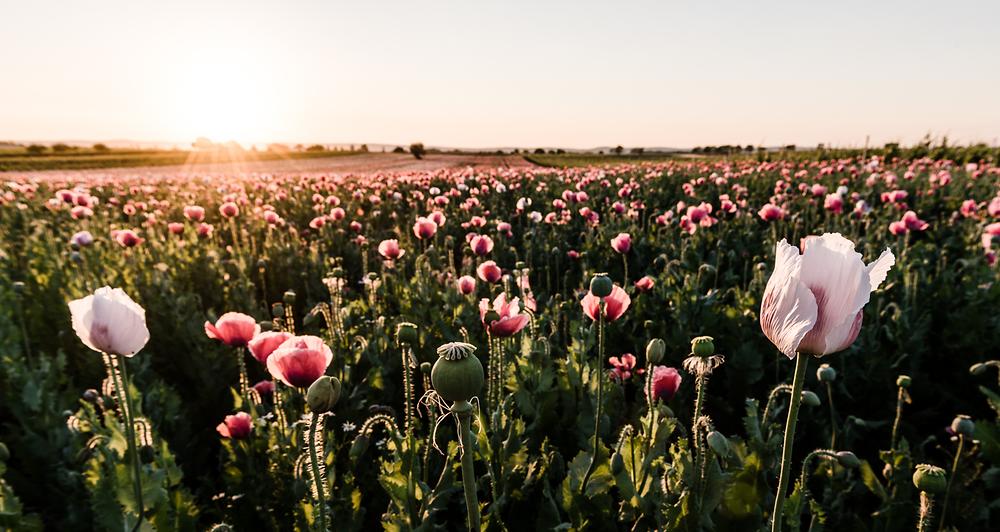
797 233 869 355
760 239 818 358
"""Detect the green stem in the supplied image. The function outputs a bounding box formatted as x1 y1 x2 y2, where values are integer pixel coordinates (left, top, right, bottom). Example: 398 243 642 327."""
237 347 250 410
917 492 935 532
308 413 328 532
456 403 481 532
115 354 145 532
771 354 809 532
825 383 838 449
692 373 709 506
890 386 905 451
581 304 605 494
938 435 963 531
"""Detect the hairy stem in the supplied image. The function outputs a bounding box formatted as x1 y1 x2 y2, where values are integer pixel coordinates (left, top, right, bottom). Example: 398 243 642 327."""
581 303 605 494
308 413 328 532
114 354 145 532
456 403 480 532
771 353 809 532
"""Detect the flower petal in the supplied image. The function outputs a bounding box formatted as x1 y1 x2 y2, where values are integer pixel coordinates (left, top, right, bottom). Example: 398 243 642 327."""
760 239 818 358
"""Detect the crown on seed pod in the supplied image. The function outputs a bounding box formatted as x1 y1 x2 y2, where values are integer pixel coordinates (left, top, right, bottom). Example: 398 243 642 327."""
912 464 947 495
683 336 725 376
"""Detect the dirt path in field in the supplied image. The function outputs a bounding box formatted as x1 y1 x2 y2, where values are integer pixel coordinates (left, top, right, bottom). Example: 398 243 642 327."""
1 153 536 178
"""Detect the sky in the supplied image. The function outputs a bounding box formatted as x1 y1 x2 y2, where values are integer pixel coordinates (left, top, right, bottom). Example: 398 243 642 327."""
2 0 999 149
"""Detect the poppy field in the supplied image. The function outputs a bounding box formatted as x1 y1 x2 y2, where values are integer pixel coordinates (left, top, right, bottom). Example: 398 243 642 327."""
1 152 999 531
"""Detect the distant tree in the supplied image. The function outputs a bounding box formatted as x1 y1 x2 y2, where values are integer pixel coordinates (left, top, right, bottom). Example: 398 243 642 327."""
26 144 46 155
350 144 356 152
294 144 304 152
306 144 325 152
267 143 290 153
597 150 604 155
784 144 797 151
534 148 545 154
630 147 644 155
360 144 369 153
393 146 405 153
613 145 624 155
409 143 426 159
52 143 72 153
92 143 109 152
744 145 754 152
556 148 566 154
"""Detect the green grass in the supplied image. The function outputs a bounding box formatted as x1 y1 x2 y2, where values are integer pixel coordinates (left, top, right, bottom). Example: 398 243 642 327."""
0 148 368 172
523 153 682 168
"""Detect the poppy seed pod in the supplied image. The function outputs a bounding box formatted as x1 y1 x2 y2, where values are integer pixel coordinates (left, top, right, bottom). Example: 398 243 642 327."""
283 290 296 305
420 362 432 374
396 322 419 345
590 273 613 298
950 415 974 437
646 338 666 365
13 281 25 295
306 376 342 413
817 363 837 382
896 375 912 388
271 303 285 319
801 390 821 407
431 342 484 403
835 451 860 468
350 434 370 460
82 389 99 403
691 336 715 357
912 464 947 494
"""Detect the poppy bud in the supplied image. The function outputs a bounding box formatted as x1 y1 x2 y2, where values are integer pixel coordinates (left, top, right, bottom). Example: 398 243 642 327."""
82 389 99 403
13 281 25 295
801 390 821 407
331 267 344 277
817 364 837 382
259 320 274 332
283 290 296 305
950 415 974 437
350 434 370 460
896 375 911 388
691 336 715 357
396 322 419 345
431 342 484 403
913 464 947 494
835 451 860 468
140 445 156 464
71 251 83 264
420 362 432 374
515 261 526 270
610 452 624 475
969 363 987 376
589 273 613 298
257 259 267 270
271 303 285 319
306 376 342 413
706 431 730 457
646 338 666 365
0 442 8 462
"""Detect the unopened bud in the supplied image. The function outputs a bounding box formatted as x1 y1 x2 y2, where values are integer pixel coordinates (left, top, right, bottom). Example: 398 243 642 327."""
706 431 730 457
282 290 296 305
835 451 860 468
969 363 988 376
306 376 342 413
0 442 8 462
271 303 285 318
646 338 666 365
610 452 625 475
896 375 911 388
801 390 821 407
13 281 25 295
420 362 432 375
350 434 370 459
82 389 99 403
259 320 274 332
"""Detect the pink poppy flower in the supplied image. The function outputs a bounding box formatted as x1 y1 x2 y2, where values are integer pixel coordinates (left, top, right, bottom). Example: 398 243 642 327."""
248 331 292 364
646 366 682 402
183 205 205 222
219 202 239 218
759 203 785 222
988 197 1000 218
266 335 333 388
205 312 260 347
960 199 978 218
114 229 144 248
378 239 405 260
470 234 494 256
889 220 908 235
824 194 844 214
216 412 252 439
197 223 214 238
635 275 655 292
168 222 184 235
477 260 502 283
413 217 438 239
252 380 275 396
609 353 643 381
581 284 631 322
457 275 477 295
760 234 894 358
611 232 632 254
479 293 530 338
901 210 929 232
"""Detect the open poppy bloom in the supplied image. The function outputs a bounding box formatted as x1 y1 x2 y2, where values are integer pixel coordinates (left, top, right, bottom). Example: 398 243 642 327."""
479 293 530 337
760 233 894 358
205 312 260 347
581 284 631 322
216 412 252 439
646 366 682 402
248 331 292 364
69 286 150 357
266 335 333 388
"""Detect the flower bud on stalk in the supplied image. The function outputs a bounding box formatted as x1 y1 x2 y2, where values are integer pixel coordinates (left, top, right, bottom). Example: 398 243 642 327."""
646 338 666 365
306 376 342 413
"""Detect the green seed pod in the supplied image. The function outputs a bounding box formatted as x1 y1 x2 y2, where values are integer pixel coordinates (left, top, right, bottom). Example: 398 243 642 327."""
706 431 730 457
82 389 99 403
13 282 25 295
396 322 419 345
913 464 947 495
835 451 860 468
896 375 912 388
420 362 432 375
331 266 344 278
550 246 560 256
350 434 370 460
271 303 285 319
260 320 275 332
950 415 974 437
431 342 484 403
0 442 9 462
691 336 715 357
646 338 666 365
515 261 526 270
306 376 342 413
283 290 297 305
817 363 837 382
257 259 267 270
482 309 500 325
610 452 625 475
589 273 613 298
801 390 821 407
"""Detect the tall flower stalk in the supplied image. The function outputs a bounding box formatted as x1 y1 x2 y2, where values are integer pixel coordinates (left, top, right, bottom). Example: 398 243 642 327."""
305 376 342 532
771 353 809 532
683 336 724 508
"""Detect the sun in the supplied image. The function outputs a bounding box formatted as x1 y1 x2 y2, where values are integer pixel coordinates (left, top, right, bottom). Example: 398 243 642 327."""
166 59 285 146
